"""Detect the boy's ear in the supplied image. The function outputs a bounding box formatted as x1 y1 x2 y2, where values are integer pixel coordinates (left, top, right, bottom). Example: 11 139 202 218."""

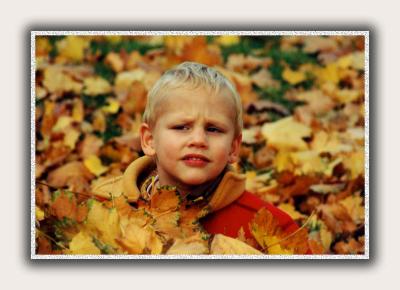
140 123 156 157
228 133 242 164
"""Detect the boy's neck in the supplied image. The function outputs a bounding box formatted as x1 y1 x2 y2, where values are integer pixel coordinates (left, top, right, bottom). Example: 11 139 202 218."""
157 167 228 201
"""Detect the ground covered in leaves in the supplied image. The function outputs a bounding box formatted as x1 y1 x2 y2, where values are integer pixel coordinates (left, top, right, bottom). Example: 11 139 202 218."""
34 34 366 255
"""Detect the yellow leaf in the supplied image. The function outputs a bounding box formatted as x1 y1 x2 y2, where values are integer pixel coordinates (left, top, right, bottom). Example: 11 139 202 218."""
336 54 353 69
261 117 311 150
101 98 120 114
84 155 108 176
342 151 364 178
210 234 262 255
83 76 112 96
105 52 124 72
72 98 84 122
316 63 340 85
290 150 326 175
274 150 294 172
282 67 306 85
52 116 73 132
36 37 52 55
278 203 306 220
56 35 89 62
91 110 106 132
115 69 146 91
337 52 365 70
215 35 240 46
64 128 80 149
43 66 83 94
85 201 120 248
245 171 273 193
36 206 45 221
334 89 362 104
164 36 193 54
311 131 352 154
68 231 101 255
104 35 122 43
339 195 365 224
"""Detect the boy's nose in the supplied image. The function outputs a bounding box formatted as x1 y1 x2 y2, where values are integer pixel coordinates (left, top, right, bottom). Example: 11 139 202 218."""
188 127 208 148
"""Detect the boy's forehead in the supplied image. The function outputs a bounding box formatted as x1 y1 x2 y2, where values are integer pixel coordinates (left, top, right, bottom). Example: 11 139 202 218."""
161 86 235 108
154 87 236 122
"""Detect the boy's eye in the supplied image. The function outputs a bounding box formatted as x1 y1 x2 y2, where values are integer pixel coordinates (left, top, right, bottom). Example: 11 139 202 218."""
207 126 223 133
172 125 190 130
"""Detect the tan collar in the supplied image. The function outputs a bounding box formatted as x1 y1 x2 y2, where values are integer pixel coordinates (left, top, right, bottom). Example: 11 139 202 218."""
121 156 246 212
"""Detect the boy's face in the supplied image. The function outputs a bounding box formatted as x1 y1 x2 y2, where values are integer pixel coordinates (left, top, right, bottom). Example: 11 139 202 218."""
140 86 242 194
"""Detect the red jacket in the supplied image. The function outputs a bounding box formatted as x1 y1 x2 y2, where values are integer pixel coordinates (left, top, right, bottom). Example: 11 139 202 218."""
202 190 299 239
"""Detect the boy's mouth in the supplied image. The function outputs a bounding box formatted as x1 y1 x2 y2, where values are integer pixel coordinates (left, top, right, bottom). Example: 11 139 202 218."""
182 154 210 167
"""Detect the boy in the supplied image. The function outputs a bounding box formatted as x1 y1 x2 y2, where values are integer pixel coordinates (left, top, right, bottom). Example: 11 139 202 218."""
93 62 303 252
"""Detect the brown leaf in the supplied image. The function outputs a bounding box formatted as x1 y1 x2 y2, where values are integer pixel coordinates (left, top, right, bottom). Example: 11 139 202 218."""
78 134 104 159
47 161 94 193
333 237 364 254
180 37 222 67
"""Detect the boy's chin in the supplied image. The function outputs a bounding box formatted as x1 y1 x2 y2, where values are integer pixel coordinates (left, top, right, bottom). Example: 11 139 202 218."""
178 175 215 187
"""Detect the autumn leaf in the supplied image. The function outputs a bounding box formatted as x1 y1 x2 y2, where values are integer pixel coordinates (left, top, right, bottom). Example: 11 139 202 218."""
42 66 83 94
166 236 209 255
85 200 121 248
83 155 109 176
261 117 312 151
250 208 309 254
83 76 112 96
278 203 306 220
68 231 101 255
56 35 90 62
210 234 262 255
282 67 306 85
149 187 181 213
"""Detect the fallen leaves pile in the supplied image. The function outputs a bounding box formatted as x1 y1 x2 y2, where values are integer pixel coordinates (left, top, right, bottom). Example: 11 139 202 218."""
34 34 366 255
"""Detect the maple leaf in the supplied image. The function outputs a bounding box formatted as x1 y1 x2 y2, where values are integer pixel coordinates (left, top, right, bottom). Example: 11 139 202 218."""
101 98 120 114
149 187 181 213
105 52 124 72
302 36 338 53
42 66 83 95
68 231 101 255
215 35 240 46
342 151 365 179
261 116 312 151
333 237 364 254
166 235 209 255
307 215 333 254
83 76 112 96
116 222 162 254
339 194 365 225
282 67 306 85
85 200 121 248
180 37 222 67
48 190 88 223
78 134 104 159
152 211 182 239
278 203 306 220
210 234 262 255
47 161 94 193
56 35 89 62
83 155 109 177
249 208 309 254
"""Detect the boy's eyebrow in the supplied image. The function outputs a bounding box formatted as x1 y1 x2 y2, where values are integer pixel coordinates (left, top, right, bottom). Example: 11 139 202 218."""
170 116 230 129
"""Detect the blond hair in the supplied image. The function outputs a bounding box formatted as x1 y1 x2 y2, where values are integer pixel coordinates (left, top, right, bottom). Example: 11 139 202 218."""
143 62 243 136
